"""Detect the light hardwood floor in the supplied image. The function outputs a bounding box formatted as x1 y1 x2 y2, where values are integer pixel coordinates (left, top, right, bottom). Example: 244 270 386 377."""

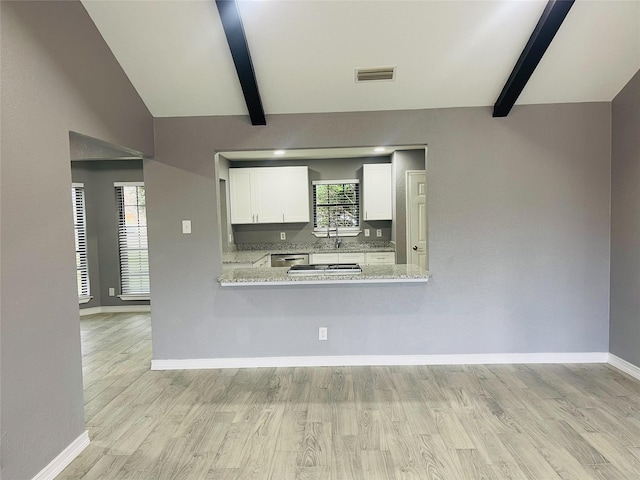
59 312 640 479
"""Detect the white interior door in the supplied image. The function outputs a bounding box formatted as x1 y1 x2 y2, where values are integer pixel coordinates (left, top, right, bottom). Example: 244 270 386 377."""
407 171 427 270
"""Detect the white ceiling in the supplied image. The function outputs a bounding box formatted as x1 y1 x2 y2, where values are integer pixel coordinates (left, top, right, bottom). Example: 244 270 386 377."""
82 0 640 118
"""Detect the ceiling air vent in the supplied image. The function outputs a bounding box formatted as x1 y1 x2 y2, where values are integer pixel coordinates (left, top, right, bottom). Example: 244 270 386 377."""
355 66 396 82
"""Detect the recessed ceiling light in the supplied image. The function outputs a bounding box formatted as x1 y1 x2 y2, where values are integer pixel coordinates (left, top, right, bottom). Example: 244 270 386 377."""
274 150 286 155
374 147 386 152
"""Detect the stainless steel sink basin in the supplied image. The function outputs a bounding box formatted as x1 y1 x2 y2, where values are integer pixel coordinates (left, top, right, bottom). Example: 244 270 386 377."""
287 263 362 275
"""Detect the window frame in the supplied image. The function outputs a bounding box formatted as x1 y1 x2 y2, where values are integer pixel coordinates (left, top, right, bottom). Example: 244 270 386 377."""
312 179 361 238
115 182 150 301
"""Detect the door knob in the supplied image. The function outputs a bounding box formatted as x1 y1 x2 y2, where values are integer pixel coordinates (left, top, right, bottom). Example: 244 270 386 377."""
413 246 418 251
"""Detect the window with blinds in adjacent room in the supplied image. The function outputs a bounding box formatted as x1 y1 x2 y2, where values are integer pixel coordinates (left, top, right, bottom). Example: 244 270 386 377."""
115 182 149 299
72 183 90 303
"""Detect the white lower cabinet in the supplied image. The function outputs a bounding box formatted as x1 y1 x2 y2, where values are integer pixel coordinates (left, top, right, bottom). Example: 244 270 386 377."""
364 252 396 265
337 252 366 264
310 253 339 264
312 252 394 265
311 252 366 264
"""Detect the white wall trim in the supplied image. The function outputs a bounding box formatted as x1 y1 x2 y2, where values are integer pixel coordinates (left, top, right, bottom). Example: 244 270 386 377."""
31 431 89 480
608 354 640 381
152 352 608 370
79 305 151 316
78 306 102 316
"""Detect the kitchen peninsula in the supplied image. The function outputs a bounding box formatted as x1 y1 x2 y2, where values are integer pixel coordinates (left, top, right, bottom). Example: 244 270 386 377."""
218 241 430 286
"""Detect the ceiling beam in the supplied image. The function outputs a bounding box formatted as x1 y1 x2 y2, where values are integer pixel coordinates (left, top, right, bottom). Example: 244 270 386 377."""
493 0 575 118
215 0 266 125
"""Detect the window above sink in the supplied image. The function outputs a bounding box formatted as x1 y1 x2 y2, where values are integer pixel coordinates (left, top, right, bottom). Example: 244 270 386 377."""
312 179 361 238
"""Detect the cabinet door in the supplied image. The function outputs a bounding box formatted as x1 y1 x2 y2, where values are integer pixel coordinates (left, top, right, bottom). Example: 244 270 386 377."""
365 252 395 265
363 164 393 220
282 167 310 222
253 168 284 223
338 252 365 264
229 168 255 224
311 253 339 264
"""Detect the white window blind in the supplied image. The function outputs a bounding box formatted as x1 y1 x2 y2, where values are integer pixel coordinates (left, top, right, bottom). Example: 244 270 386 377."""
115 183 149 298
72 184 90 302
313 180 360 234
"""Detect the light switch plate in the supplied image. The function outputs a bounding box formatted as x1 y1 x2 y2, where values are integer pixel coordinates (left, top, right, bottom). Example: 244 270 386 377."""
108 288 115 297
364 229 370 237
376 229 382 237
182 220 191 234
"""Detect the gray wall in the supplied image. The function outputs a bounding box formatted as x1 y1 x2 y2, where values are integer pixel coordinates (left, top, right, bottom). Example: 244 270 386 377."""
0 2 153 478
71 160 148 309
610 69 640 368
393 149 427 264
148 103 611 362
228 156 392 245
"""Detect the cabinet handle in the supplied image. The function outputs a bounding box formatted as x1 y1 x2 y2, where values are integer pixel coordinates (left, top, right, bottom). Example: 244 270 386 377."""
252 214 255 223
256 214 259 222
283 214 284 222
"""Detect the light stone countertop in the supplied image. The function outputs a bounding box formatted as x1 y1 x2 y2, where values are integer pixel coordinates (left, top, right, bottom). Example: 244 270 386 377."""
222 242 396 264
218 264 429 286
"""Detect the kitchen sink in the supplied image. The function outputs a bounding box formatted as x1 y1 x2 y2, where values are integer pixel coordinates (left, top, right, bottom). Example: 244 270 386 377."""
287 263 362 275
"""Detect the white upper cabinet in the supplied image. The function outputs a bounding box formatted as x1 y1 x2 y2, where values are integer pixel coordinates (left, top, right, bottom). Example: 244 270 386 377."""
253 168 284 223
229 166 309 224
363 163 393 221
229 168 254 224
282 166 310 222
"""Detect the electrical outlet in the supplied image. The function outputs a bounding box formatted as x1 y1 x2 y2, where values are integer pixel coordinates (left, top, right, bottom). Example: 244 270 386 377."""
280 232 286 240
376 229 382 237
182 220 191 234
228 233 233 243
364 229 370 237
108 287 115 296
318 327 328 341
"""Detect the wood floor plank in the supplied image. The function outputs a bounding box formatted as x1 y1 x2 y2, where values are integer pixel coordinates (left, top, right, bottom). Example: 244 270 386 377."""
276 410 308 452
499 434 564 480
361 450 397 480
434 409 476 449
267 451 297 480
234 435 277 480
297 422 331 468
211 423 252 469
538 447 600 480
331 435 364 480
57 313 640 479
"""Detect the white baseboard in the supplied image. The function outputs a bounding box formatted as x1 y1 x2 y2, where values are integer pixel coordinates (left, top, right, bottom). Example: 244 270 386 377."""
80 305 151 316
151 352 609 371
31 431 89 480
608 354 640 381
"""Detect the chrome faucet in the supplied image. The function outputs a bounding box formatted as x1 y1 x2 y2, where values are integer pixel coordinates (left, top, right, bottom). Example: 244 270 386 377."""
333 222 342 248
